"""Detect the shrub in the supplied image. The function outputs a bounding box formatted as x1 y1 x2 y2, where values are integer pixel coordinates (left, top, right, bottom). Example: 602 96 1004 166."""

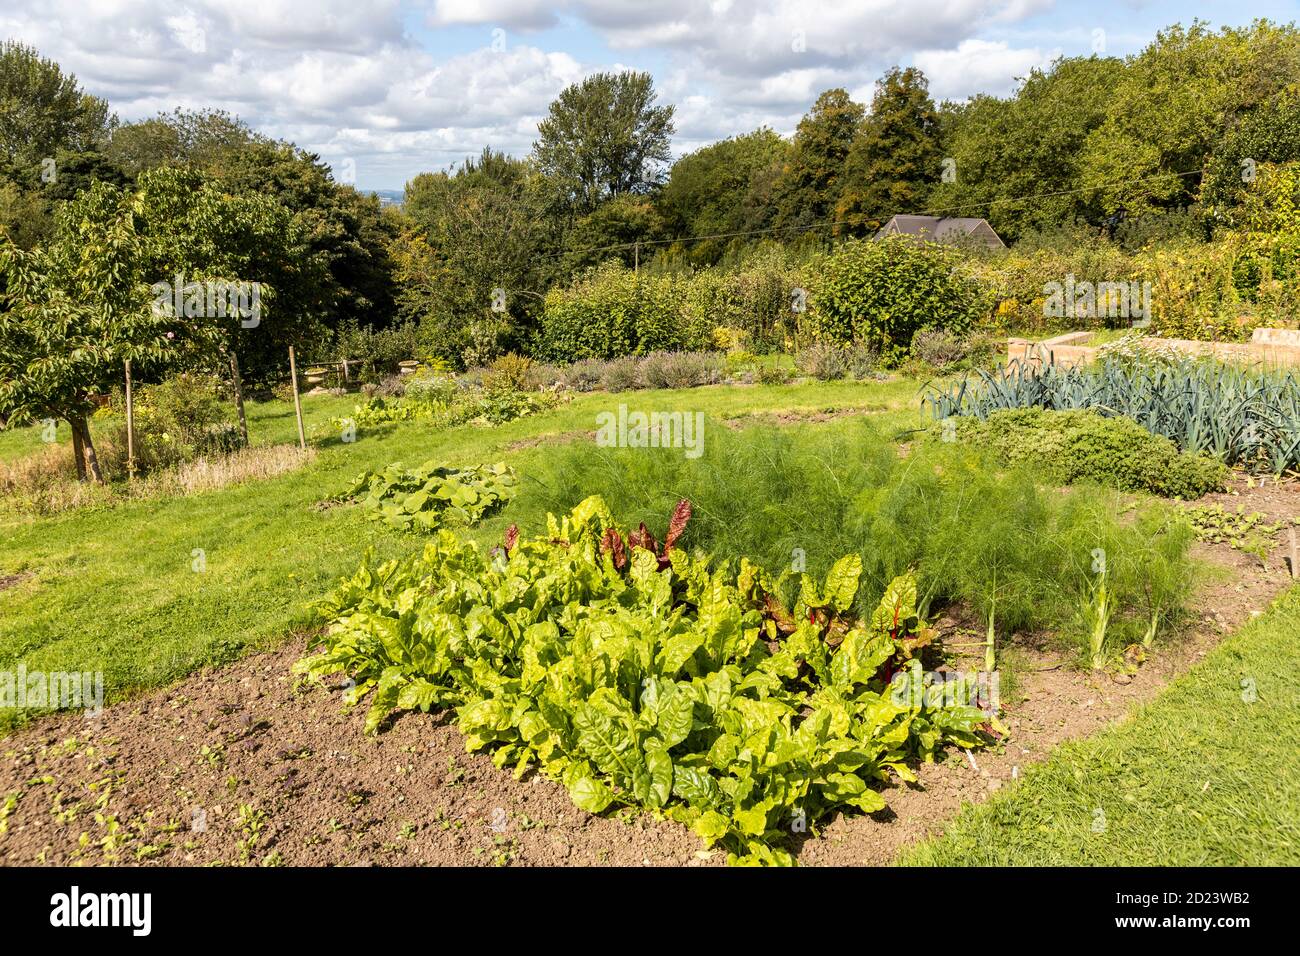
640 351 724 389
843 343 881 380
540 262 692 360
794 341 847 380
806 236 987 363
401 371 457 406
559 358 605 392
105 373 243 476
934 408 1228 498
599 356 644 392
483 353 535 392
523 362 564 391
1093 332 1189 369
910 329 968 368
794 342 878 381
756 363 792 385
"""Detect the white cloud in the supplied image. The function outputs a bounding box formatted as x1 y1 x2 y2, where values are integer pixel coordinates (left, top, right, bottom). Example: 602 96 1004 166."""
1 0 1060 187
913 38 1059 101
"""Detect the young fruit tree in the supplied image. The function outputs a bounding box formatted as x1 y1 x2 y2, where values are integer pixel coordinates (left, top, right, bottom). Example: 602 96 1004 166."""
0 181 216 481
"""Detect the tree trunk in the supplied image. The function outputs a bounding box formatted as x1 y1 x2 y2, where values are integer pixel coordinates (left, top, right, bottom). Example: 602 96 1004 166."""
230 352 249 447
70 418 87 482
72 415 104 484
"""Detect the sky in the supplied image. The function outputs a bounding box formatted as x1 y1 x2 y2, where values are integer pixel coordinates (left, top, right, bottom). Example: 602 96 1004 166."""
3 1 1296 190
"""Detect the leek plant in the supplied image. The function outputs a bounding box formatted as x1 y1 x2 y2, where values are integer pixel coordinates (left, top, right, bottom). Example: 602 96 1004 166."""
924 356 1300 475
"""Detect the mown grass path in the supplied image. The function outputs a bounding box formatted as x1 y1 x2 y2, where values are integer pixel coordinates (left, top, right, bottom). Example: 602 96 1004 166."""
900 583 1300 865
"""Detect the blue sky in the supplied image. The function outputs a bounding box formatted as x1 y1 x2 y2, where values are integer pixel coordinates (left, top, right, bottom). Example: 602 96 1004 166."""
3 1 1294 190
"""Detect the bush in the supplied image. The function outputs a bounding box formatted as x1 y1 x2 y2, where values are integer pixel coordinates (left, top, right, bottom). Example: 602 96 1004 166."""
483 353 535 392
401 371 457 406
756 363 792 384
925 358 1300 475
910 329 968 368
599 356 645 392
332 319 421 375
540 262 693 360
806 236 987 363
794 341 847 380
106 373 244 475
935 408 1228 498
559 358 605 392
640 351 724 389
794 341 879 381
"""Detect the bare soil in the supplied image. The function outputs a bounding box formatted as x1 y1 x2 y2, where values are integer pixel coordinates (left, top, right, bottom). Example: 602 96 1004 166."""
1 477 1295 867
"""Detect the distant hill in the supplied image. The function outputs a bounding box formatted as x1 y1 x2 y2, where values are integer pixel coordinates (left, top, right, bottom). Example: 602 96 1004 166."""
369 189 404 208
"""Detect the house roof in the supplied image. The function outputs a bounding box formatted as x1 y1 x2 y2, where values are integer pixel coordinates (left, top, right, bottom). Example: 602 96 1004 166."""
876 215 1005 247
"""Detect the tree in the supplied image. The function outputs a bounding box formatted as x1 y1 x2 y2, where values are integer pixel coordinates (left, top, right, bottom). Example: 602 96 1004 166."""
835 68 942 236
1080 21 1300 220
213 141 398 332
400 149 560 365
533 71 675 214
0 182 206 481
105 107 261 179
775 89 865 230
0 41 112 171
657 128 787 263
563 194 666 272
1202 85 1300 223
928 56 1122 240
132 165 330 388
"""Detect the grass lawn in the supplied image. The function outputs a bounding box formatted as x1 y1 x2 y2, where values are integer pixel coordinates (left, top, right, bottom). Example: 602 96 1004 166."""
900 583 1300 866
0 377 923 732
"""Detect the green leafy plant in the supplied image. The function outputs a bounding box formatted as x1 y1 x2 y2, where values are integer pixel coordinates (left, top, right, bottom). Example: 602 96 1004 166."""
341 460 517 533
298 497 992 865
925 358 1300 476
805 236 987 364
1183 503 1288 568
931 407 1228 498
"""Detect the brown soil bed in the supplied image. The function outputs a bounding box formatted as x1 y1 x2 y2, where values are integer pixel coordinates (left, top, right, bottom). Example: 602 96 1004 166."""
1 477 1295 867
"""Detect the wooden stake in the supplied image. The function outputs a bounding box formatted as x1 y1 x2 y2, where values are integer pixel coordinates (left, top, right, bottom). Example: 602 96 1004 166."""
124 359 136 479
1289 527 1298 580
229 351 249 447
288 346 307 450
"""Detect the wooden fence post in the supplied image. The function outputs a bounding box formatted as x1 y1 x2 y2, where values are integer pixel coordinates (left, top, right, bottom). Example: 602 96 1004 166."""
288 346 307 450
230 351 249 447
124 359 136 479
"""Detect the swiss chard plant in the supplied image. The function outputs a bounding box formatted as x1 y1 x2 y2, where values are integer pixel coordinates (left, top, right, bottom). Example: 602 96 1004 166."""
298 496 994 865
